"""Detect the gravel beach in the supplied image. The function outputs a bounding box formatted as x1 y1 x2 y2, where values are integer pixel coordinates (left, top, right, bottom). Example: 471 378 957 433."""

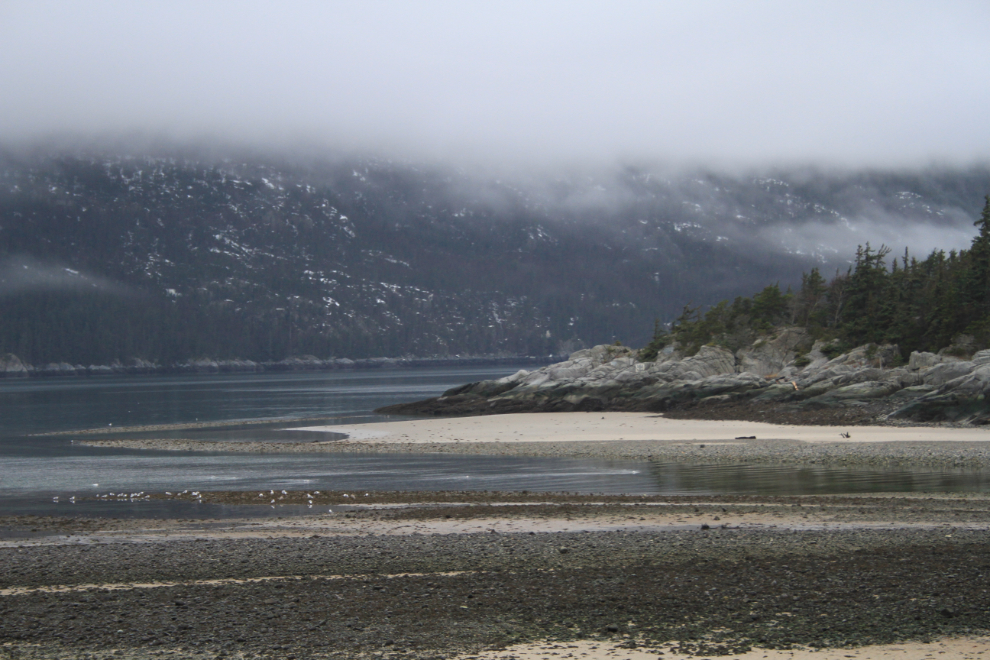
12 414 990 658
2 492 990 659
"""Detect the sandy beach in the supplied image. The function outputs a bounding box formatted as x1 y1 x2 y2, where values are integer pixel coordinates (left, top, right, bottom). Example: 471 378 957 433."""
450 636 990 660
7 630 990 659
79 412 990 469
298 413 990 445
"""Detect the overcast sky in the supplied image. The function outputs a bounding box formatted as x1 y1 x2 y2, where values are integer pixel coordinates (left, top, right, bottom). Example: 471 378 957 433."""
1 1 988 168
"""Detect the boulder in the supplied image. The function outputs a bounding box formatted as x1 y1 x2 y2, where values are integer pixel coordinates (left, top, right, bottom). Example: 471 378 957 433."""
735 327 809 376
123 357 159 374
752 382 800 402
797 340 833 373
889 365 990 422
633 372 766 409
881 367 924 388
922 361 975 387
799 364 855 387
179 358 220 373
569 344 635 364
887 385 934 401
0 354 30 378
819 344 900 371
656 345 735 381
938 335 977 359
832 367 886 386
800 381 903 409
498 369 530 385
275 355 327 370
546 359 597 381
908 351 956 371
38 362 78 376
791 377 840 400
934 365 990 398
217 359 262 372
971 349 990 367
443 377 523 399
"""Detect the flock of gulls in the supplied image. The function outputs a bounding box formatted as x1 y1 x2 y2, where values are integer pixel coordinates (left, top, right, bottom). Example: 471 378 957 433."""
52 491 152 504
256 488 330 511
50 488 366 514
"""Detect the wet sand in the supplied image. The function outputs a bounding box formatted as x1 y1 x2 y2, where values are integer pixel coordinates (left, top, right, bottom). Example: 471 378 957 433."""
10 491 990 548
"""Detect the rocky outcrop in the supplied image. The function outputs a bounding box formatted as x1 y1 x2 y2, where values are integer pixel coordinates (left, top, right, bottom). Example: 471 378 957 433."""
378 331 990 425
0 353 30 378
175 358 221 373
36 362 83 376
735 327 811 376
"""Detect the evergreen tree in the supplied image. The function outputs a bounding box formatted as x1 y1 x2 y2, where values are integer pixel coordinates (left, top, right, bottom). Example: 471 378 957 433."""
963 195 990 336
644 197 990 360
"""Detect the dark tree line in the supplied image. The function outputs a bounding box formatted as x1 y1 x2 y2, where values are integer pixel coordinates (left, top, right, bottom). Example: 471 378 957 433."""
644 196 990 361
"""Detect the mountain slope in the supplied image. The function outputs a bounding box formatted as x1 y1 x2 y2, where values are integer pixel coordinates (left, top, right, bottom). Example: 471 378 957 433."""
1 149 987 365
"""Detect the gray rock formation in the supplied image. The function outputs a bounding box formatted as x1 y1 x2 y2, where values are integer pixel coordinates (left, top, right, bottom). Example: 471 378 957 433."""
177 358 221 373
37 362 79 376
0 353 30 378
735 327 811 376
379 330 990 425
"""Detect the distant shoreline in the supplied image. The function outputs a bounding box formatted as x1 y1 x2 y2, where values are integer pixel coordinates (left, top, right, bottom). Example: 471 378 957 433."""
0 353 556 379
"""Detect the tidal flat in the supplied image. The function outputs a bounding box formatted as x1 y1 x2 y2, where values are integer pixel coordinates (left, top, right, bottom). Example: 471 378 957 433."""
10 414 990 658
78 412 990 470
2 492 990 660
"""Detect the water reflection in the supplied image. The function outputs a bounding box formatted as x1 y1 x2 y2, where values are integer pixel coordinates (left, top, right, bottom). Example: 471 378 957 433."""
646 462 990 496
0 366 532 439
3 368 990 520
3 450 989 519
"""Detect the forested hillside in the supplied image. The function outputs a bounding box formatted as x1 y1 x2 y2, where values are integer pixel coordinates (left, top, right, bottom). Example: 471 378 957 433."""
645 197 990 361
1 148 987 366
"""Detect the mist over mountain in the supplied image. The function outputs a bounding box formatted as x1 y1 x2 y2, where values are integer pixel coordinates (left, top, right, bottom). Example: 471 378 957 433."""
1 147 987 366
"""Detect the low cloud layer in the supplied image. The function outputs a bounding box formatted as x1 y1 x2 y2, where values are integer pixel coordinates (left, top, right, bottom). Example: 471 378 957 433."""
760 212 979 267
0 257 134 297
2 2 989 168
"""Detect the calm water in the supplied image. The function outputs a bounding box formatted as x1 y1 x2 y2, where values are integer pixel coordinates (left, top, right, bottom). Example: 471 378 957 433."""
1 367 988 518
0 366 532 438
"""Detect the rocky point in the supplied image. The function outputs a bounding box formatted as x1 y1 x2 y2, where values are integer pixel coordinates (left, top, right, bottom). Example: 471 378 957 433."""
379 329 990 425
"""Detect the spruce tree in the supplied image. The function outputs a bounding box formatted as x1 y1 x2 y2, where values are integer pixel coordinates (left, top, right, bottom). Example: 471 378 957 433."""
964 195 990 334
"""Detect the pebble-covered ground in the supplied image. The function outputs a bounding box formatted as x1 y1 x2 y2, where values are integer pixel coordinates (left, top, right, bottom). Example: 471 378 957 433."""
24 416 990 658
2 493 990 660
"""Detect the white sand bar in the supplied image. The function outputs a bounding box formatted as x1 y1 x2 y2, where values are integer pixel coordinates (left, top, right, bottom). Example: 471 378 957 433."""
293 412 990 445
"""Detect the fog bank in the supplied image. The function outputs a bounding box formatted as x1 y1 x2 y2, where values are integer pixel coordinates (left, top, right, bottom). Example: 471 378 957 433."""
2 2 989 169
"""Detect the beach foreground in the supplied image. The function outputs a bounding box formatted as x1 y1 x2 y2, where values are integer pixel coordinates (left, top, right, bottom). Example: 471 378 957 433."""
2 491 990 659
20 414 990 657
